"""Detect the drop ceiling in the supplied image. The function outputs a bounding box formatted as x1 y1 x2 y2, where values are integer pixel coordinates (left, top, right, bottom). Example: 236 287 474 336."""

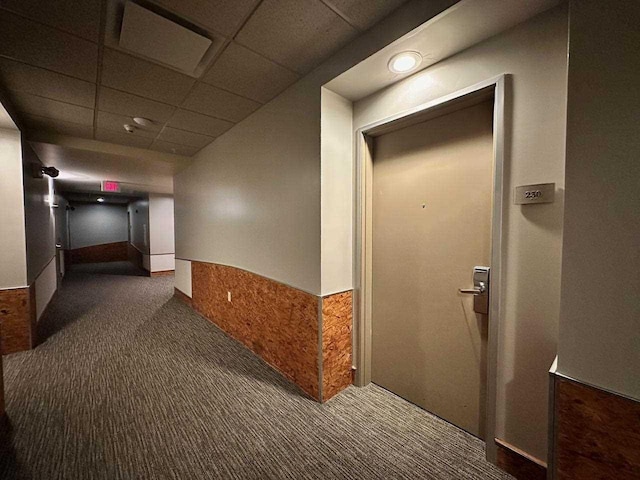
0 0 411 158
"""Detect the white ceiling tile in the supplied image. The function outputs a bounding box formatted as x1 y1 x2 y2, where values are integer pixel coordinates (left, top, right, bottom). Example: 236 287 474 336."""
150 139 200 157
321 0 408 31
0 0 101 42
202 42 299 103
0 11 98 81
22 113 94 139
236 0 358 74
96 111 159 138
0 58 96 108
156 126 213 148
11 91 94 126
182 83 260 122
98 88 175 123
95 129 154 149
167 109 233 137
148 0 261 37
101 48 196 105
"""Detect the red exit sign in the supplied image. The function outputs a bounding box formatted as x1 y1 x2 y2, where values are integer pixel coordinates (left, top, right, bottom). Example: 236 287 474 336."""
101 181 121 192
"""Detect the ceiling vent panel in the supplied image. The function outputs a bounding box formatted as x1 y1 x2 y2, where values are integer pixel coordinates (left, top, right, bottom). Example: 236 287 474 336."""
119 1 212 75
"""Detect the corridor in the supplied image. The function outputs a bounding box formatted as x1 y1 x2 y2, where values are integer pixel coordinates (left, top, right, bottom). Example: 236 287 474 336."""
0 269 511 479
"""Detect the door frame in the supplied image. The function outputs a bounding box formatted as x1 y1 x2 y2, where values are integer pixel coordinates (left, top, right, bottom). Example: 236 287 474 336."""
353 74 508 462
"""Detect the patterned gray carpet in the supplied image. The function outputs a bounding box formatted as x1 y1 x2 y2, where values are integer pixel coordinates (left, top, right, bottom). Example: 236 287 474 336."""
0 268 513 479
69 260 148 276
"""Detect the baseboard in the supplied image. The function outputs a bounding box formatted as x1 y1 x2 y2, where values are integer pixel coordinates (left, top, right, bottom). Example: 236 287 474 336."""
150 270 174 277
495 438 546 480
38 289 57 322
174 288 192 307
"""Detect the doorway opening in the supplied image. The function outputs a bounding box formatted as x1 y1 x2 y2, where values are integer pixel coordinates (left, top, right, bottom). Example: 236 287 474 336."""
354 76 507 460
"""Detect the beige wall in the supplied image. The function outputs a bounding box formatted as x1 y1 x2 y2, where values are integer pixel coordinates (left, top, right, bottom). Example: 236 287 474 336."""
321 88 353 295
35 256 56 319
68 203 128 249
22 140 56 284
128 198 149 255
174 0 456 296
149 194 175 255
558 1 640 400
0 127 27 289
148 194 175 272
351 6 568 461
174 259 192 297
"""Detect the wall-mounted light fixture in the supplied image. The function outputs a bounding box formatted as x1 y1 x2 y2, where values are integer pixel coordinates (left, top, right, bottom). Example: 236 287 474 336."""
31 163 60 178
388 51 423 74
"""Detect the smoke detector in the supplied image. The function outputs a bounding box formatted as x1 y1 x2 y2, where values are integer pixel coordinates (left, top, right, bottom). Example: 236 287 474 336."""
133 117 152 127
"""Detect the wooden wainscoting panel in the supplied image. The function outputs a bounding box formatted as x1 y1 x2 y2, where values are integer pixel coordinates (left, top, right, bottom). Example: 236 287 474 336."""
0 324 4 416
68 241 128 264
191 262 320 400
0 287 36 354
495 438 546 480
322 291 353 402
555 376 640 479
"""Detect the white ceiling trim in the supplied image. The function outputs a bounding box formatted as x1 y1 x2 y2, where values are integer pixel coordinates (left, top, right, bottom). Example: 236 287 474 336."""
325 0 562 101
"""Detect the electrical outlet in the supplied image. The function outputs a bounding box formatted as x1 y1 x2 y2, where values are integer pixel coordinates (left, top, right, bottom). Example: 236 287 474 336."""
227 291 231 302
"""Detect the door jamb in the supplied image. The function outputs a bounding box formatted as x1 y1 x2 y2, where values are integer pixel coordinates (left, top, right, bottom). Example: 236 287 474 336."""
352 74 508 463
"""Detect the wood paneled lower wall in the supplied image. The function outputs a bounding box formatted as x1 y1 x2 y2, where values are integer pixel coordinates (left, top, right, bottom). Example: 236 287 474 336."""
0 286 36 354
322 291 353 401
496 439 546 480
66 241 128 265
553 375 640 479
188 261 352 402
0 324 4 416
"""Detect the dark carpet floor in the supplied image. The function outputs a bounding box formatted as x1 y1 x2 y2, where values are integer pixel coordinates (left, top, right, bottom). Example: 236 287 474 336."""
0 270 513 479
69 260 148 276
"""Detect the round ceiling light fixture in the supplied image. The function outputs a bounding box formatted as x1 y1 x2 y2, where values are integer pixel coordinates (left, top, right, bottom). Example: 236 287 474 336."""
133 117 152 127
388 51 422 74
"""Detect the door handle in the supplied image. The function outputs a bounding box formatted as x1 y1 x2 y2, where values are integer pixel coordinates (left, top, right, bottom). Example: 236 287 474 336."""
459 282 486 295
459 267 490 314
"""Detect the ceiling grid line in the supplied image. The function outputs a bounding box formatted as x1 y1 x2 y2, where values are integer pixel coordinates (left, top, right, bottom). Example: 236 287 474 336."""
160 0 267 153
0 0 413 158
317 0 361 31
92 0 109 141
0 7 102 46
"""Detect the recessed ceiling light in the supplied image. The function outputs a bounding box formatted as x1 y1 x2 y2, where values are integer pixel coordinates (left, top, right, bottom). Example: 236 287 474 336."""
388 51 422 74
124 124 135 133
97 197 105 203
133 117 152 127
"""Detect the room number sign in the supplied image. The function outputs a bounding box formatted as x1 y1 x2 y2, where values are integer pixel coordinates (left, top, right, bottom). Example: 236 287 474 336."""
514 183 555 205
